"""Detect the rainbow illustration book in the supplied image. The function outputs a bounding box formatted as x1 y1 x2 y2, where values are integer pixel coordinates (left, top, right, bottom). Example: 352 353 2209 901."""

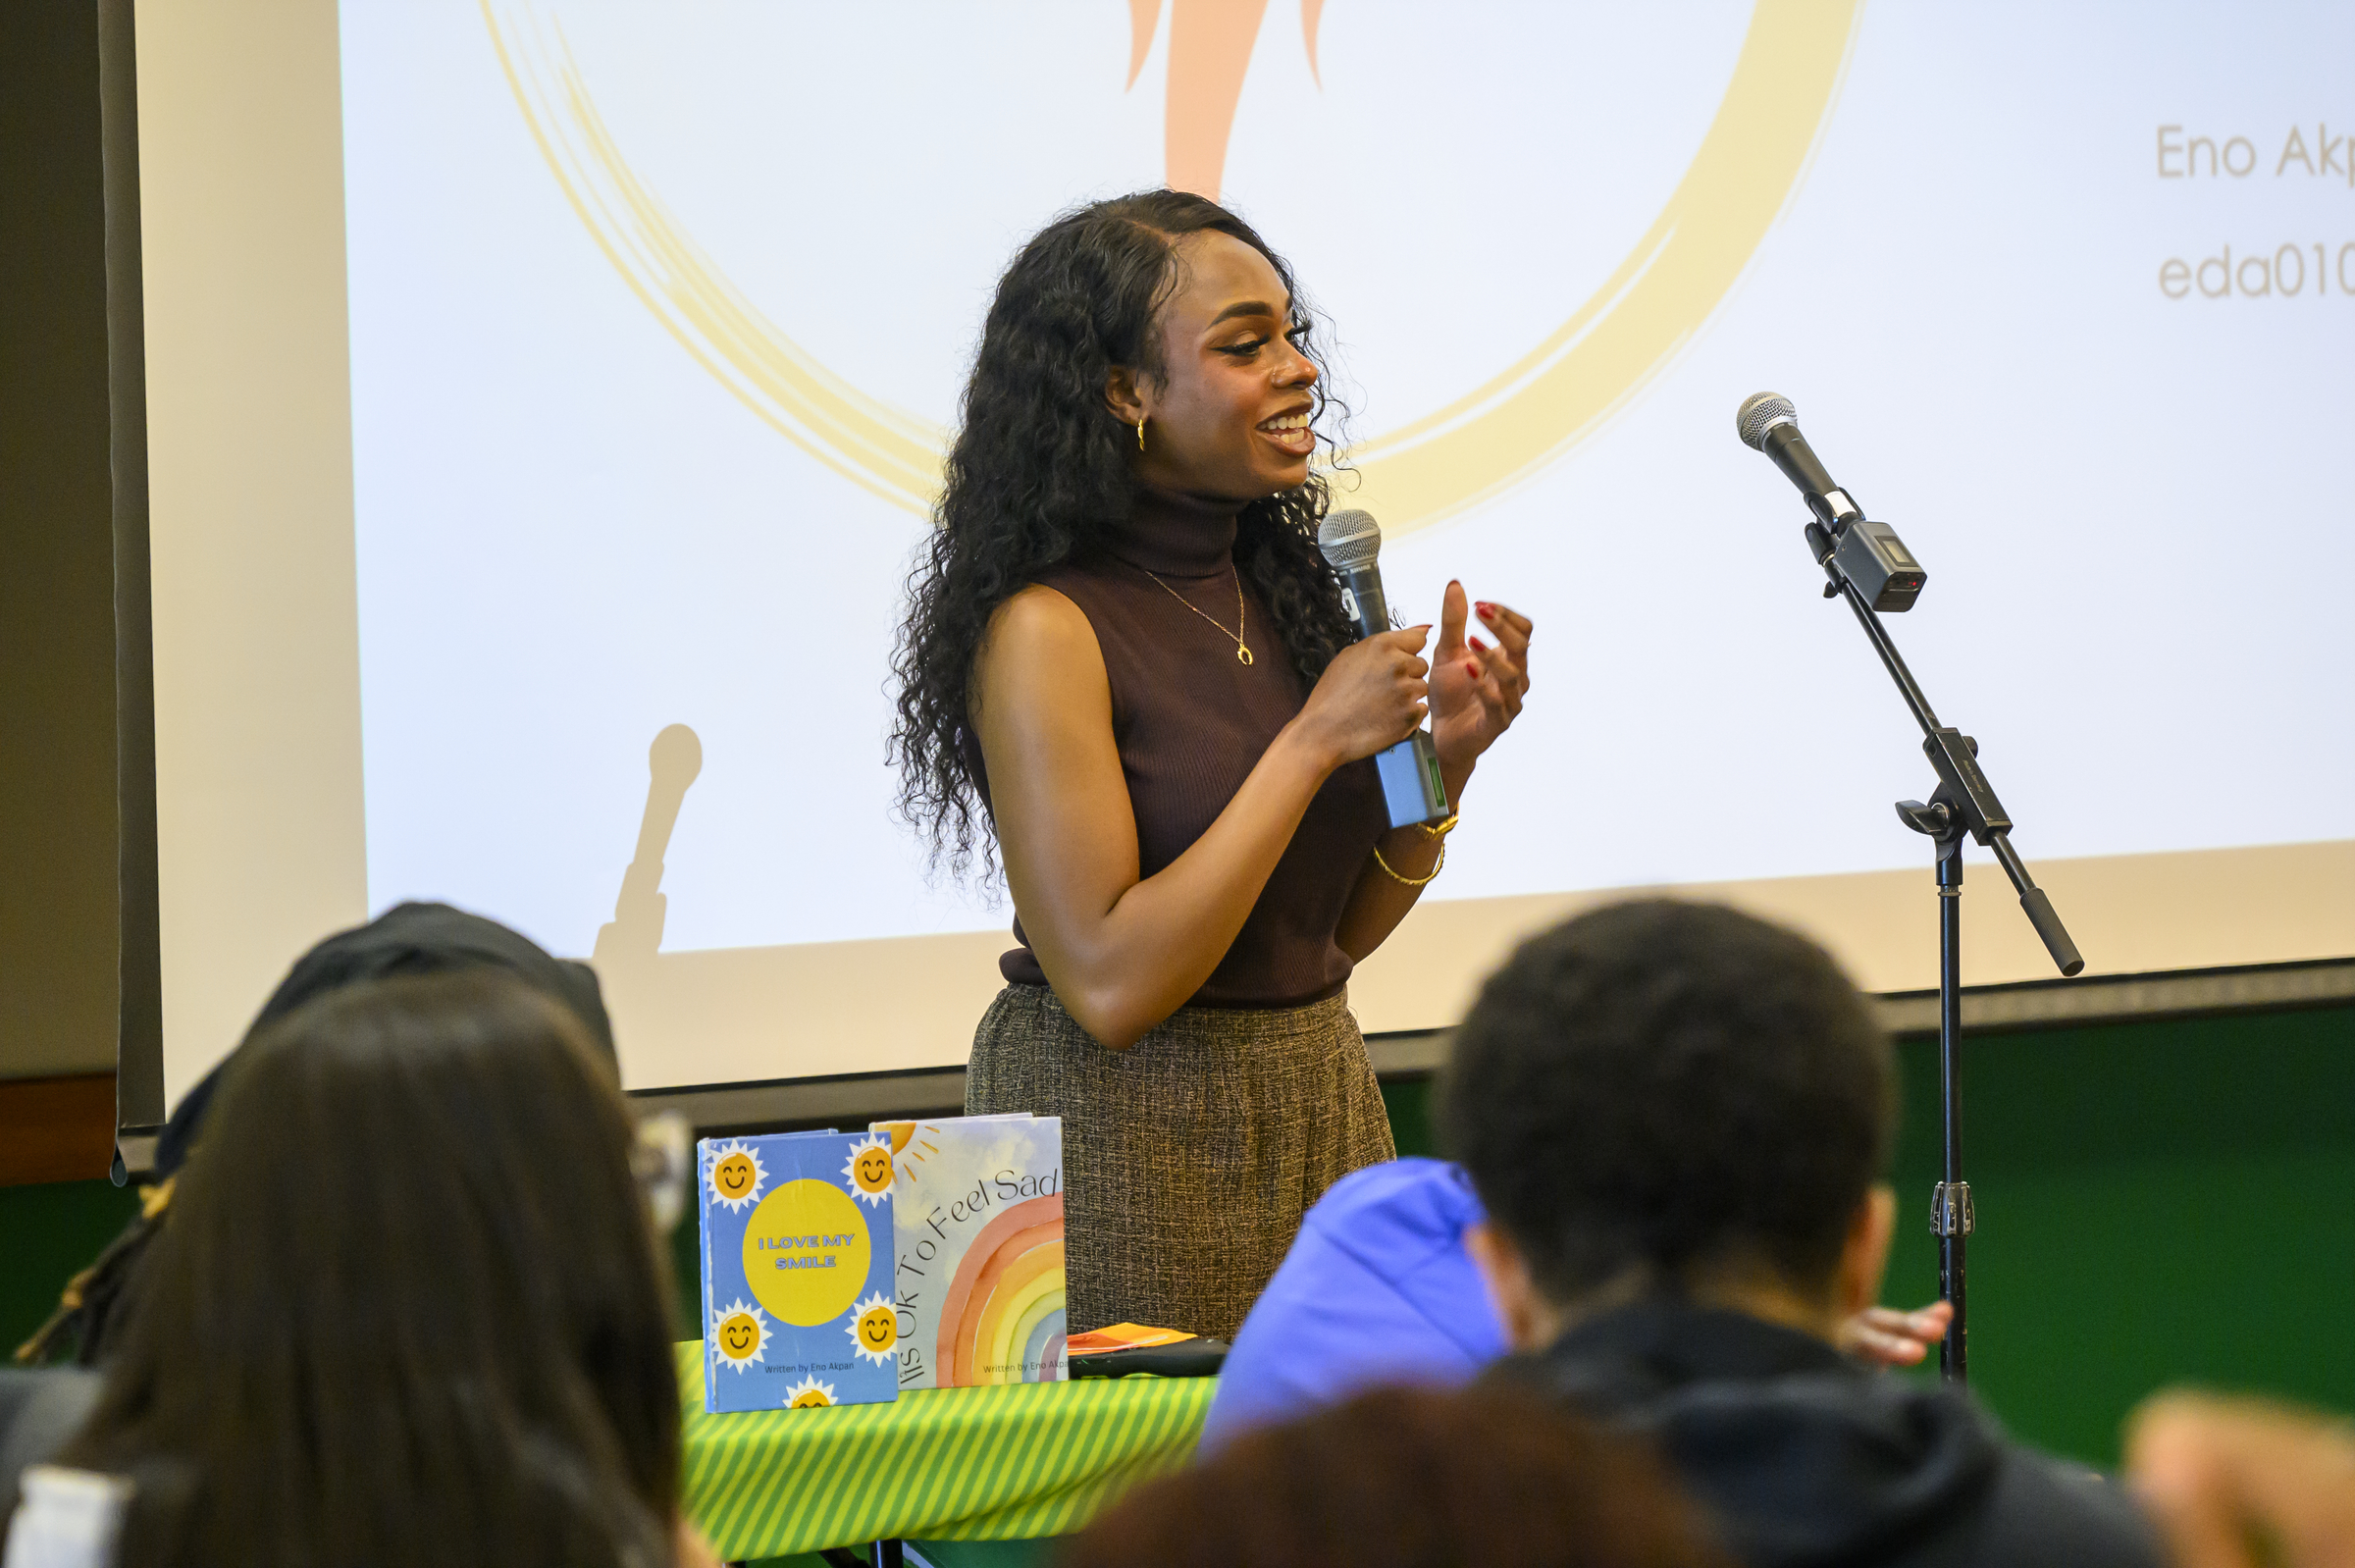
699 1128 899 1412
870 1114 1065 1389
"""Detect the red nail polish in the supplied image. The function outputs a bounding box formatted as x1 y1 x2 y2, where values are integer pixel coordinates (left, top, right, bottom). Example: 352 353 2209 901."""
1470 635 1489 652
1465 661 1480 677
1475 601 1496 619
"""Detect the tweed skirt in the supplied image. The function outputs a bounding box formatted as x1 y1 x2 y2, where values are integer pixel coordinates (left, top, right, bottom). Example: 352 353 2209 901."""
966 982 1395 1341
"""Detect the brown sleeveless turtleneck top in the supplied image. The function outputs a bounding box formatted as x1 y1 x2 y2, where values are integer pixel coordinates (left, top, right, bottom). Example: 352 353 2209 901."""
961 486 1390 1010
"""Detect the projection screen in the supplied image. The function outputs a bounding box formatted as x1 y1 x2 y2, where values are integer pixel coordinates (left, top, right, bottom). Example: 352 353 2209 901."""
132 0 2354 1102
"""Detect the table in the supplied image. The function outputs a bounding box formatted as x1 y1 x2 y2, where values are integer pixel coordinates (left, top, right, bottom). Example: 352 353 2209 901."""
675 1345 1216 1559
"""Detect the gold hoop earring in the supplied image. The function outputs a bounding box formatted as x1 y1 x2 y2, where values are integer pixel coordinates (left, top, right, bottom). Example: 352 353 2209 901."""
1135 418 1146 451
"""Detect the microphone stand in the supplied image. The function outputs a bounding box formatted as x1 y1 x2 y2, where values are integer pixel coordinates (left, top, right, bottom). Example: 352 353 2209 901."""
1801 518 2085 1384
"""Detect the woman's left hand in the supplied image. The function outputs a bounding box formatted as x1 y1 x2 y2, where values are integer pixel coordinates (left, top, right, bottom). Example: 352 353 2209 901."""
1428 581 1532 775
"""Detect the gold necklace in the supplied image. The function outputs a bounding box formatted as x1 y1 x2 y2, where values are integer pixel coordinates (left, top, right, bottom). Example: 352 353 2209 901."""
1141 565 1253 665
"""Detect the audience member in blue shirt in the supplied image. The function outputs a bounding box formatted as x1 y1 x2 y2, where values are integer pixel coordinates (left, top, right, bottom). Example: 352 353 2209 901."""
1204 1156 1952 1454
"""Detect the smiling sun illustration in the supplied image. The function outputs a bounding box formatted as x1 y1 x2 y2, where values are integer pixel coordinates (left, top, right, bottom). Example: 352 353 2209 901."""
783 1376 836 1409
706 1140 765 1212
710 1299 770 1372
846 1292 899 1366
842 1135 894 1206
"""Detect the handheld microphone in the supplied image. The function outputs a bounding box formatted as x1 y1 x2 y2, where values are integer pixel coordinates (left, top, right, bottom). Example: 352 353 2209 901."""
1317 508 1451 829
1737 392 1927 613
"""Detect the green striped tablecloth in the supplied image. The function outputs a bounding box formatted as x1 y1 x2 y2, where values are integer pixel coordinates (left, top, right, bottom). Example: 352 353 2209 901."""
675 1344 1215 1558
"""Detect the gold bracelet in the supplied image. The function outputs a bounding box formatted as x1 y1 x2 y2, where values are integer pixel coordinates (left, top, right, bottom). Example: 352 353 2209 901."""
1373 843 1445 887
1418 812 1460 841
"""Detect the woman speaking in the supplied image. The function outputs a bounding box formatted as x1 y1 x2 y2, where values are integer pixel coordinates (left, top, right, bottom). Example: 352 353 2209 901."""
892 191 1533 1338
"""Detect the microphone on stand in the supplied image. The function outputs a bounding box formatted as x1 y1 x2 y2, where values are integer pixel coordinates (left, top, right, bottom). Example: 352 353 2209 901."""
1735 388 2084 1389
1737 392 1927 612
1317 508 1451 829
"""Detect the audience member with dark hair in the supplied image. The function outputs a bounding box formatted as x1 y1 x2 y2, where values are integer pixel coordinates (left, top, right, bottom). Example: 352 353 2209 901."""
16 901 621 1368
1441 899 2163 1568
1059 1383 1734 1568
6 970 709 1568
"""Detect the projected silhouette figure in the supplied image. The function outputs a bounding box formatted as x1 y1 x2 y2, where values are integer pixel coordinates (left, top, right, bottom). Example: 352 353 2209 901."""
593 723 703 967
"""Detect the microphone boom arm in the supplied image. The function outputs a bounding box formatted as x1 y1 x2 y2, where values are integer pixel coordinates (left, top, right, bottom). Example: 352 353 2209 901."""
1803 518 2083 977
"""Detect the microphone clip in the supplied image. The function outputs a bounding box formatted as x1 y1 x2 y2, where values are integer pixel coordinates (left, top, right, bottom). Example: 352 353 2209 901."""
1806 515 1927 614
1808 487 1864 529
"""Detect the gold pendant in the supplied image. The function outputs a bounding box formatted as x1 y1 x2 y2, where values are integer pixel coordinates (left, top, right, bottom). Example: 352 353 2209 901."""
1237 645 1254 665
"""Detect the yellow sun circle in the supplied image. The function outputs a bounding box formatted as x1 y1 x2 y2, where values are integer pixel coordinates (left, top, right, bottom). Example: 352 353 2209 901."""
742 1178 870 1327
714 1309 763 1363
788 1384 833 1409
856 1303 897 1355
849 1143 894 1197
711 1150 759 1204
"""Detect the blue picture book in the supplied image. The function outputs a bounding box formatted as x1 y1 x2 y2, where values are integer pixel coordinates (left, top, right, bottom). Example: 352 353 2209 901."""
699 1128 899 1411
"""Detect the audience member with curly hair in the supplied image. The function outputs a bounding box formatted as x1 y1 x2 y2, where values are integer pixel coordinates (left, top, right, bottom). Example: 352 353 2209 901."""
1443 899 2165 1568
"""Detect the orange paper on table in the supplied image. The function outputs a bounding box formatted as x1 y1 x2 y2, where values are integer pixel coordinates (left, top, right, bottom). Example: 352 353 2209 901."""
1065 1323 1198 1353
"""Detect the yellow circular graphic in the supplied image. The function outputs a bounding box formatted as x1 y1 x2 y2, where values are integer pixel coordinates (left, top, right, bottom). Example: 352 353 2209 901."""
710 1300 769 1368
784 1376 836 1408
741 1177 871 1328
485 2 1862 539
707 1145 762 1211
716 1311 759 1359
844 1136 894 1204
848 1292 899 1366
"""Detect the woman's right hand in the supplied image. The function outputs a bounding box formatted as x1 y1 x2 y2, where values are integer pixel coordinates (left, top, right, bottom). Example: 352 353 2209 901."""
976 587 1430 1047
1287 625 1432 770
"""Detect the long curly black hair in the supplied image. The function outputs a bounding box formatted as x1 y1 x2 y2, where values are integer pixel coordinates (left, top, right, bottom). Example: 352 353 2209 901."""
891 190 1353 880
